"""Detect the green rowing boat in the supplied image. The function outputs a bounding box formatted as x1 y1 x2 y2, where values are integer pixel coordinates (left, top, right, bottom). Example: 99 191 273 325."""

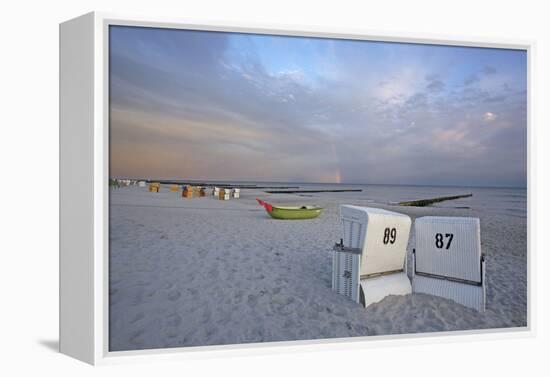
256 198 323 220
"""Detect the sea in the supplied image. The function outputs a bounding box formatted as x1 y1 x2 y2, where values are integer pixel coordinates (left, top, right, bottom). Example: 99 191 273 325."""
148 179 528 218
172 180 527 219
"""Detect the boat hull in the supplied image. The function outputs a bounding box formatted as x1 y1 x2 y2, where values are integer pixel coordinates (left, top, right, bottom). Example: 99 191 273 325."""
267 206 322 220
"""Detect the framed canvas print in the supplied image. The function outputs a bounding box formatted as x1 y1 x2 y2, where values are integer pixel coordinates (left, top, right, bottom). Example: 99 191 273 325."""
59 11 532 365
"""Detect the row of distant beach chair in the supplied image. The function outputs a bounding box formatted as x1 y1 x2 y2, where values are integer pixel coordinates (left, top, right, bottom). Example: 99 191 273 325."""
146 182 240 200
332 205 486 312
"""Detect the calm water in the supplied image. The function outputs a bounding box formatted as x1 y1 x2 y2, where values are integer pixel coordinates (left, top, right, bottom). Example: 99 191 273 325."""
236 182 526 218
298 183 526 217
166 179 527 218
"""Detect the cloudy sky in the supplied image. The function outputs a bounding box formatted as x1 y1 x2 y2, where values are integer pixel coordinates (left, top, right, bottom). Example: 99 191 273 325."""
109 26 527 187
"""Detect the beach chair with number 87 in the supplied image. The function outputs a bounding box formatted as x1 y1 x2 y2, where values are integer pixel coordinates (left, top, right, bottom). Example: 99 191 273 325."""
412 216 486 312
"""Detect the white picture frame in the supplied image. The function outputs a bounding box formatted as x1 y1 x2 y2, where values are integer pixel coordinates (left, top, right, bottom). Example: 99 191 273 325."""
59 11 533 365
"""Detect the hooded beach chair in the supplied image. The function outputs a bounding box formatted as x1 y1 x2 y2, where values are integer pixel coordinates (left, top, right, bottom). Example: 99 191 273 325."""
332 205 412 308
412 216 486 312
218 188 230 200
193 186 202 197
182 185 193 198
148 182 160 192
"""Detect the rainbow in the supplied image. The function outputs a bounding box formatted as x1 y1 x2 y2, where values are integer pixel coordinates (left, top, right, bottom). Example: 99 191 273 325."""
330 143 342 184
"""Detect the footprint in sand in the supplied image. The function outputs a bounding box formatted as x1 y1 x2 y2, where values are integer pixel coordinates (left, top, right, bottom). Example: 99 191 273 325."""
246 273 265 281
164 282 176 290
130 288 145 306
166 313 182 327
201 308 212 324
130 312 145 324
247 294 258 307
208 268 219 278
272 297 295 316
186 287 198 297
216 312 232 325
136 280 151 287
167 290 181 301
129 329 145 346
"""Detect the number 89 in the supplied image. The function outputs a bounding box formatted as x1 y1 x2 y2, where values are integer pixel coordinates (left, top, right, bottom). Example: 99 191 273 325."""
383 227 396 244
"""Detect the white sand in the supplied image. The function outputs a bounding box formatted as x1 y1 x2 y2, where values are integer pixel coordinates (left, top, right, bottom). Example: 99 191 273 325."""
109 186 527 351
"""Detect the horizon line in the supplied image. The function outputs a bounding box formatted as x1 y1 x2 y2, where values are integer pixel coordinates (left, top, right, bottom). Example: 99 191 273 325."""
110 176 527 190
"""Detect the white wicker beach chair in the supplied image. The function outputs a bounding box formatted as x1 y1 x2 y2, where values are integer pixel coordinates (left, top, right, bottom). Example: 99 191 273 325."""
332 205 412 308
232 188 240 199
412 216 486 312
219 189 230 200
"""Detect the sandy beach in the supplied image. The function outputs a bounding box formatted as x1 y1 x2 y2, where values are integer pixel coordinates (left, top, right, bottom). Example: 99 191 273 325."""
108 185 527 351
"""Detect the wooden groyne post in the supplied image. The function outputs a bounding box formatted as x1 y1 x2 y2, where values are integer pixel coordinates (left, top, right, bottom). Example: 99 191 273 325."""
398 193 473 207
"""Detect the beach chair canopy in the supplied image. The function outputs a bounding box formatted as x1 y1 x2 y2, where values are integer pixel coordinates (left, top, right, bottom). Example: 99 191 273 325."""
340 205 411 277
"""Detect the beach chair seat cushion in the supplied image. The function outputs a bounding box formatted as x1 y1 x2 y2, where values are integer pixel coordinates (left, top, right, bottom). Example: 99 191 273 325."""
360 271 411 308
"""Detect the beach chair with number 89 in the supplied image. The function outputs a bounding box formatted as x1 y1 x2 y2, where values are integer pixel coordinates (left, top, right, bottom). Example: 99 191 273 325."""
332 205 412 308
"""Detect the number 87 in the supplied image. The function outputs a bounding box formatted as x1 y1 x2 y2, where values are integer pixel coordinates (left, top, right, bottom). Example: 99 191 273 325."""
435 233 454 249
